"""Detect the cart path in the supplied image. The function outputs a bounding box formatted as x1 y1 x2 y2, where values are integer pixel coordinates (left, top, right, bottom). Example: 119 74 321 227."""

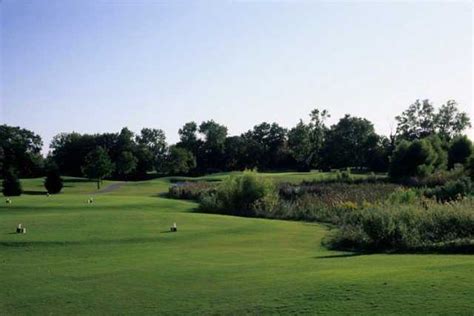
96 182 125 194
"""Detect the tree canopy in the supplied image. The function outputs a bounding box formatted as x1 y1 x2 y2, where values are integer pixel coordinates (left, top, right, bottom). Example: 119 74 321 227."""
0 125 44 177
1 98 471 182
81 147 114 189
395 99 471 141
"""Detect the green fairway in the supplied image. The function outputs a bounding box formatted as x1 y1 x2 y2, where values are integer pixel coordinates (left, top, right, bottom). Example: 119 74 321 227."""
1 176 473 315
169 170 384 184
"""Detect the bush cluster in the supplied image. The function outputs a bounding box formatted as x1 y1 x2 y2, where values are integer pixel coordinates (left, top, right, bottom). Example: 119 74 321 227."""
44 168 64 194
324 198 474 252
424 177 472 202
168 181 216 200
199 171 278 216
2 168 22 196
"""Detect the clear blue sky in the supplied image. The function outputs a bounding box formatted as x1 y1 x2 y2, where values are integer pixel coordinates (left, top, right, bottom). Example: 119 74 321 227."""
1 0 472 154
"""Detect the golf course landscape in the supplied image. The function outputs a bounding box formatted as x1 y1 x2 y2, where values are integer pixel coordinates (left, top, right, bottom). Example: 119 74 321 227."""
2 2 473 314
1 173 473 315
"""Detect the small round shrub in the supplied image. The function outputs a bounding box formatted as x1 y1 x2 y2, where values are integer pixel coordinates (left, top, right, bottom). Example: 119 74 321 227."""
199 170 277 216
2 169 22 196
44 169 63 194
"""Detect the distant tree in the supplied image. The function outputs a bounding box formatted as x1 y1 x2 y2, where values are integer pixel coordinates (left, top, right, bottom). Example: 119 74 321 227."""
0 125 44 177
238 133 262 169
163 146 196 175
116 151 138 179
177 122 201 154
395 99 471 141
395 99 436 141
448 136 473 169
308 109 330 167
287 120 313 171
223 136 247 170
50 132 103 177
136 128 167 157
2 168 22 196
287 108 329 171
198 120 228 171
389 139 437 179
133 145 154 178
321 115 378 170
366 136 391 172
136 128 167 173
436 100 472 140
81 147 114 189
118 127 134 149
44 164 63 194
199 120 227 149
243 122 288 170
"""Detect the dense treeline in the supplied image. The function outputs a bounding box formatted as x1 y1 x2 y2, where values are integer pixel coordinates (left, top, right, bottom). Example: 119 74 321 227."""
0 99 472 185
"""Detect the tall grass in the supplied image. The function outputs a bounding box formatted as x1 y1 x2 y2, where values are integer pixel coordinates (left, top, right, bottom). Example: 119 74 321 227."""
324 198 474 252
199 170 278 216
168 181 216 200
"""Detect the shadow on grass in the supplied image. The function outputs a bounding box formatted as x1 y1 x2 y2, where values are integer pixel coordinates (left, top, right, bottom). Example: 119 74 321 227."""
23 190 47 196
63 178 95 183
168 178 222 183
320 247 474 256
0 236 173 248
314 253 364 259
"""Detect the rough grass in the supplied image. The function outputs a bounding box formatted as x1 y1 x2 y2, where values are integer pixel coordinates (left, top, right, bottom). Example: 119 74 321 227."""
170 170 386 184
0 175 473 314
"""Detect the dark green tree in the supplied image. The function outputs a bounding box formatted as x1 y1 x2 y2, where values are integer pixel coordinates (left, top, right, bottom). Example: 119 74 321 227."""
395 99 436 141
243 122 288 170
117 127 135 152
2 168 22 196
321 115 379 170
177 122 200 154
223 136 248 170
287 120 313 171
133 145 154 178
81 147 114 189
44 165 63 194
116 151 138 179
389 139 437 179
448 136 473 169
287 108 329 171
308 109 330 167
436 100 472 140
395 99 471 141
198 120 228 171
136 128 167 158
366 136 391 172
0 125 44 177
163 146 196 175
425 134 448 171
50 132 108 177
136 128 167 173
